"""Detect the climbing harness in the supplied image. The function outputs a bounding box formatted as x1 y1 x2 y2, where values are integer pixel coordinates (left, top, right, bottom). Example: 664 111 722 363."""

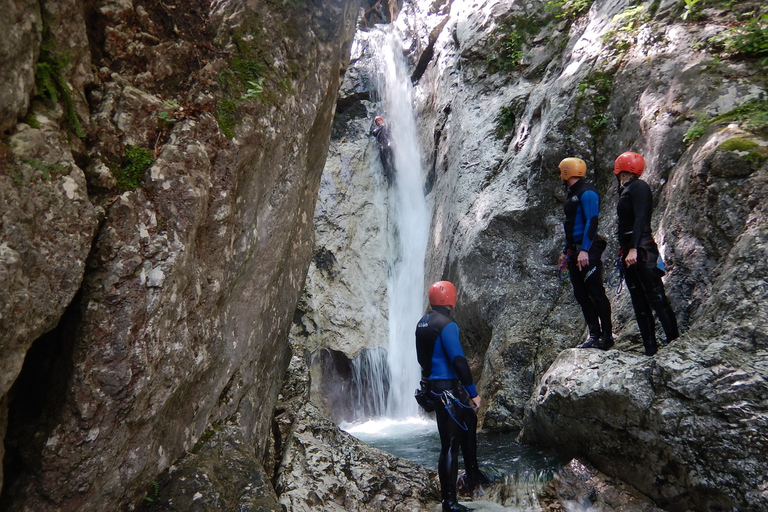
440 390 474 431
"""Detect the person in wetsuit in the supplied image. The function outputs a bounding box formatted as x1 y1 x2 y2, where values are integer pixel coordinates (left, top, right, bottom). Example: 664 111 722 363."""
614 151 679 356
415 281 487 512
557 158 614 350
370 115 395 185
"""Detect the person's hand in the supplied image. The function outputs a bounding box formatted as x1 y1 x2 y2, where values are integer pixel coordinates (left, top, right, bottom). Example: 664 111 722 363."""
557 253 566 267
625 248 638 267
577 250 589 271
471 395 481 409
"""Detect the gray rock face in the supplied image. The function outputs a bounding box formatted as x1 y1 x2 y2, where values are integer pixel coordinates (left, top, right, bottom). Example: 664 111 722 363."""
0 0 358 510
0 0 41 133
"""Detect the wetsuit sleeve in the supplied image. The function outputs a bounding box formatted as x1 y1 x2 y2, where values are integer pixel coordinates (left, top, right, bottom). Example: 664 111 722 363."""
579 189 600 252
441 322 478 397
629 182 653 249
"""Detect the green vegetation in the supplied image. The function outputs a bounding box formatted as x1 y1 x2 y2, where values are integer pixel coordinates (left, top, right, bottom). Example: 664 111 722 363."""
115 146 154 191
684 100 768 145
35 32 85 139
213 31 288 139
144 480 160 505
722 13 768 63
718 137 768 165
680 0 702 21
577 72 615 135
544 0 594 20
496 105 516 138
486 17 542 73
20 157 66 181
601 5 650 55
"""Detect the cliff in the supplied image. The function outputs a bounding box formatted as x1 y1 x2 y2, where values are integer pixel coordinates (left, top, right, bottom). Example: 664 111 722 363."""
0 0 357 510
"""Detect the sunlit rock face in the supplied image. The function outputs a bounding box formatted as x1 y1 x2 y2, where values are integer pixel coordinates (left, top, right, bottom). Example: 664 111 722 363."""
303 0 767 509
0 0 357 509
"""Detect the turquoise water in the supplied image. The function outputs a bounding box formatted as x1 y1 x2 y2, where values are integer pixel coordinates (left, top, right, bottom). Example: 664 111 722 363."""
343 417 562 510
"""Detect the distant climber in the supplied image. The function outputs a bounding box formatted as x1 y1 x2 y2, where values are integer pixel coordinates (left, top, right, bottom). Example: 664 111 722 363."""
557 157 613 350
415 281 490 512
362 0 389 27
370 115 395 185
614 151 679 356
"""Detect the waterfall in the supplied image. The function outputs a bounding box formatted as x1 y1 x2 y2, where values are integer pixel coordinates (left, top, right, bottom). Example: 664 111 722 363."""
379 29 430 419
349 26 430 421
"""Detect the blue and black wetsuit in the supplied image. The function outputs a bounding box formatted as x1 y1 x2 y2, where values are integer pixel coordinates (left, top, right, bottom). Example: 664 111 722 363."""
617 177 678 355
415 306 486 509
563 179 612 341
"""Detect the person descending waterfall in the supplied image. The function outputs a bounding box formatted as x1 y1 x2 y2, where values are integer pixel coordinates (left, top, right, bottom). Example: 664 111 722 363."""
415 281 489 512
614 152 679 356
369 115 395 185
557 158 614 350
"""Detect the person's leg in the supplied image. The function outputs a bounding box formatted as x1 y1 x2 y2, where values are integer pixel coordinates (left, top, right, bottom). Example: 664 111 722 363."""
583 258 613 348
436 407 463 509
636 266 679 344
624 266 657 355
568 260 601 344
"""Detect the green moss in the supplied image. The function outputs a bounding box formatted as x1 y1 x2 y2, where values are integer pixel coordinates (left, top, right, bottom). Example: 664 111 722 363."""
215 99 238 140
685 100 768 146
115 146 154 191
718 137 768 164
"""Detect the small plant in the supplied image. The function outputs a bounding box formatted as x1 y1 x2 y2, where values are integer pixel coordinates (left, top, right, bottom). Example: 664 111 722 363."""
545 0 594 20
144 480 160 505
683 112 709 145
115 146 154 191
722 13 768 63
242 77 265 100
680 0 701 21
19 157 66 180
496 105 516 138
35 36 85 139
486 18 542 73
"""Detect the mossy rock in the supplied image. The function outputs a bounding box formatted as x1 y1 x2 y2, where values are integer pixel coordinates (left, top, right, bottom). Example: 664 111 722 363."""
710 137 768 178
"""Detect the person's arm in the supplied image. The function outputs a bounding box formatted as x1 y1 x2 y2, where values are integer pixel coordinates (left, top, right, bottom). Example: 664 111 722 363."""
440 322 477 397
577 189 600 269
630 182 652 249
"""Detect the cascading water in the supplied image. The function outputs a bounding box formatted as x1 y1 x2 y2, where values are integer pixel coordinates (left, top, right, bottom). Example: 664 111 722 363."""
347 25 429 421
378 28 430 419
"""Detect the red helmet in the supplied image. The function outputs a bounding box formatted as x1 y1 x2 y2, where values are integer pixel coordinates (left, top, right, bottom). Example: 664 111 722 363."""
374 115 384 124
614 152 645 176
429 281 457 308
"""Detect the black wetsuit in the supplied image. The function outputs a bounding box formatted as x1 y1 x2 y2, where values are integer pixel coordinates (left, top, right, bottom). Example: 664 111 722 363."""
415 306 486 510
563 179 612 342
617 176 679 355
370 123 395 184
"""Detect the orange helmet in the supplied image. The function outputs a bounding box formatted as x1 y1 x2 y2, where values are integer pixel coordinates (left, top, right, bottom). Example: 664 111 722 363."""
558 158 587 180
614 152 645 176
428 281 457 308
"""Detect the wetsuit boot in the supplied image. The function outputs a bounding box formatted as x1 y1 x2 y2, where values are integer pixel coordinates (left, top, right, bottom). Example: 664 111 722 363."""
442 499 471 512
644 338 658 356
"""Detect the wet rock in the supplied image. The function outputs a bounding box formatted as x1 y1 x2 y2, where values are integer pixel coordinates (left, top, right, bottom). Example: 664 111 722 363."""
276 402 439 512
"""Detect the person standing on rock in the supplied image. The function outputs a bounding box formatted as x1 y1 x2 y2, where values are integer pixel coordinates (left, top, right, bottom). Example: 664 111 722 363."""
369 115 395 185
557 157 614 350
415 281 488 512
614 151 679 356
